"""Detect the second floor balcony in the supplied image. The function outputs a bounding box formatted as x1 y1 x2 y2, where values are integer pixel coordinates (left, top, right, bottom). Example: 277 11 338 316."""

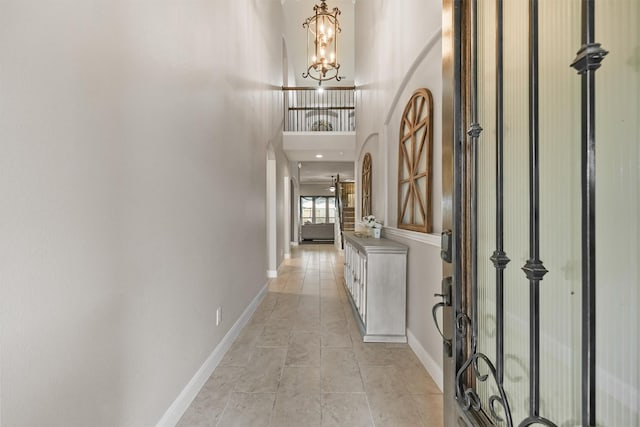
283 86 355 132
282 86 356 162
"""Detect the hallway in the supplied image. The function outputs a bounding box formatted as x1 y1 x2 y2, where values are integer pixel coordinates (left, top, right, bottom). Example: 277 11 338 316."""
178 244 443 427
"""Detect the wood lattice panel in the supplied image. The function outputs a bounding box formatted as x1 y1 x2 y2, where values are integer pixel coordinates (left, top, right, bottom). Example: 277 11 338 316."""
397 88 433 233
361 152 372 217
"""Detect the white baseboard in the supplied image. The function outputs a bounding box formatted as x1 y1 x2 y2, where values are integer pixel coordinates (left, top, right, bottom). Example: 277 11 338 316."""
284 253 291 259
156 282 269 427
290 241 299 246
407 328 444 392
267 270 278 278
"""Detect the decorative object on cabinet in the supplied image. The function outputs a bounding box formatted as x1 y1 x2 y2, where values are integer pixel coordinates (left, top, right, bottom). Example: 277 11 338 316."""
398 88 434 233
362 215 382 238
362 215 382 228
361 152 372 217
343 232 408 342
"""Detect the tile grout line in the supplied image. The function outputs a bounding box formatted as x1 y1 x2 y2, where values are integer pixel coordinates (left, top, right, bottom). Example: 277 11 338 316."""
186 245 440 426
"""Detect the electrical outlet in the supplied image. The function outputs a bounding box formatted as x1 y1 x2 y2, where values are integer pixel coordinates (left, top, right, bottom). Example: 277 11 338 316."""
216 307 221 326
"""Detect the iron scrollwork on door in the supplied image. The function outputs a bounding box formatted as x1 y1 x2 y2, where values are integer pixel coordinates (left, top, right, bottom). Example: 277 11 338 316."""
456 353 514 426
448 0 606 425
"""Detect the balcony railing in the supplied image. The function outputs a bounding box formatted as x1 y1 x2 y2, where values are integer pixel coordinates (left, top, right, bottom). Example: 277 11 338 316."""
283 86 355 132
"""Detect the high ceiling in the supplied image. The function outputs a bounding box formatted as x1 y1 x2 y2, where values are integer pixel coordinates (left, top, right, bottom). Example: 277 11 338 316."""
282 1 357 184
282 0 355 87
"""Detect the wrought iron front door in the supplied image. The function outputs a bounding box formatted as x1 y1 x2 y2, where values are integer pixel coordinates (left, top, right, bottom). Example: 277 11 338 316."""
441 0 639 426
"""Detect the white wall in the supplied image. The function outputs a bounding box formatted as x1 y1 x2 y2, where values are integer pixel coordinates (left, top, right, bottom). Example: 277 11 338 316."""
299 183 336 197
275 147 291 267
0 1 285 425
289 161 301 244
354 0 444 389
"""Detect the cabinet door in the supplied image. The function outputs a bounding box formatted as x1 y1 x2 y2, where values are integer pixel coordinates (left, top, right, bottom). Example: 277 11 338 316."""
358 252 367 323
365 253 406 336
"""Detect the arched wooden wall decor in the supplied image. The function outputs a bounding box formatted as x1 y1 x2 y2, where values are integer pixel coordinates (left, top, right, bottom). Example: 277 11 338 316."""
361 152 372 217
397 88 433 233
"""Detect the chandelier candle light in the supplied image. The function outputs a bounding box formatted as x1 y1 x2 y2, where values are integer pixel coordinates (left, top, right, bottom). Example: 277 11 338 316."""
302 1 342 85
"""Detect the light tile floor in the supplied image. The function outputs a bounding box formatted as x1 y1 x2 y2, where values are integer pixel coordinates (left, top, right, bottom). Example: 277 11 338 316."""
178 244 443 427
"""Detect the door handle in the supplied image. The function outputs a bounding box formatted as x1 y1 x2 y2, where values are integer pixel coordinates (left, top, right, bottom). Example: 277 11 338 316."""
432 276 453 357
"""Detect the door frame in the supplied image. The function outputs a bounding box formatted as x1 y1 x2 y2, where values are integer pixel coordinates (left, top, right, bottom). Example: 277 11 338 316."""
441 0 465 423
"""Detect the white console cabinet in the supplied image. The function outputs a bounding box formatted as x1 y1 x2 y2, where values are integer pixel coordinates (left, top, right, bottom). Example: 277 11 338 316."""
343 232 408 343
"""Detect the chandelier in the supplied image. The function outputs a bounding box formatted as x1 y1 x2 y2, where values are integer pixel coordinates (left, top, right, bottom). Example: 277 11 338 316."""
302 1 342 85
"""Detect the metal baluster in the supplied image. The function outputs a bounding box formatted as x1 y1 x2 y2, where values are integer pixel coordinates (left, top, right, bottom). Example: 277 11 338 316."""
520 1 555 425
489 0 510 389
320 89 322 130
325 89 327 130
570 0 607 425
469 0 481 358
352 88 355 131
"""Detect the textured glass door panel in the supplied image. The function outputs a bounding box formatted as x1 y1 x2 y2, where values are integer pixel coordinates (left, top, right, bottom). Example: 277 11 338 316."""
476 0 499 419
500 0 531 422
595 1 640 425
474 0 582 424
537 0 582 423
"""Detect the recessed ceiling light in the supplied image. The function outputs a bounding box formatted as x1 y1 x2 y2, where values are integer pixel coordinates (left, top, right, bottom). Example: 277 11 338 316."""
315 154 323 158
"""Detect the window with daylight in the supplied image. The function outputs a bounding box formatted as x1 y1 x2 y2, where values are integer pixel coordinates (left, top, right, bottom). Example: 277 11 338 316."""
301 196 336 224
397 88 433 233
361 153 372 217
